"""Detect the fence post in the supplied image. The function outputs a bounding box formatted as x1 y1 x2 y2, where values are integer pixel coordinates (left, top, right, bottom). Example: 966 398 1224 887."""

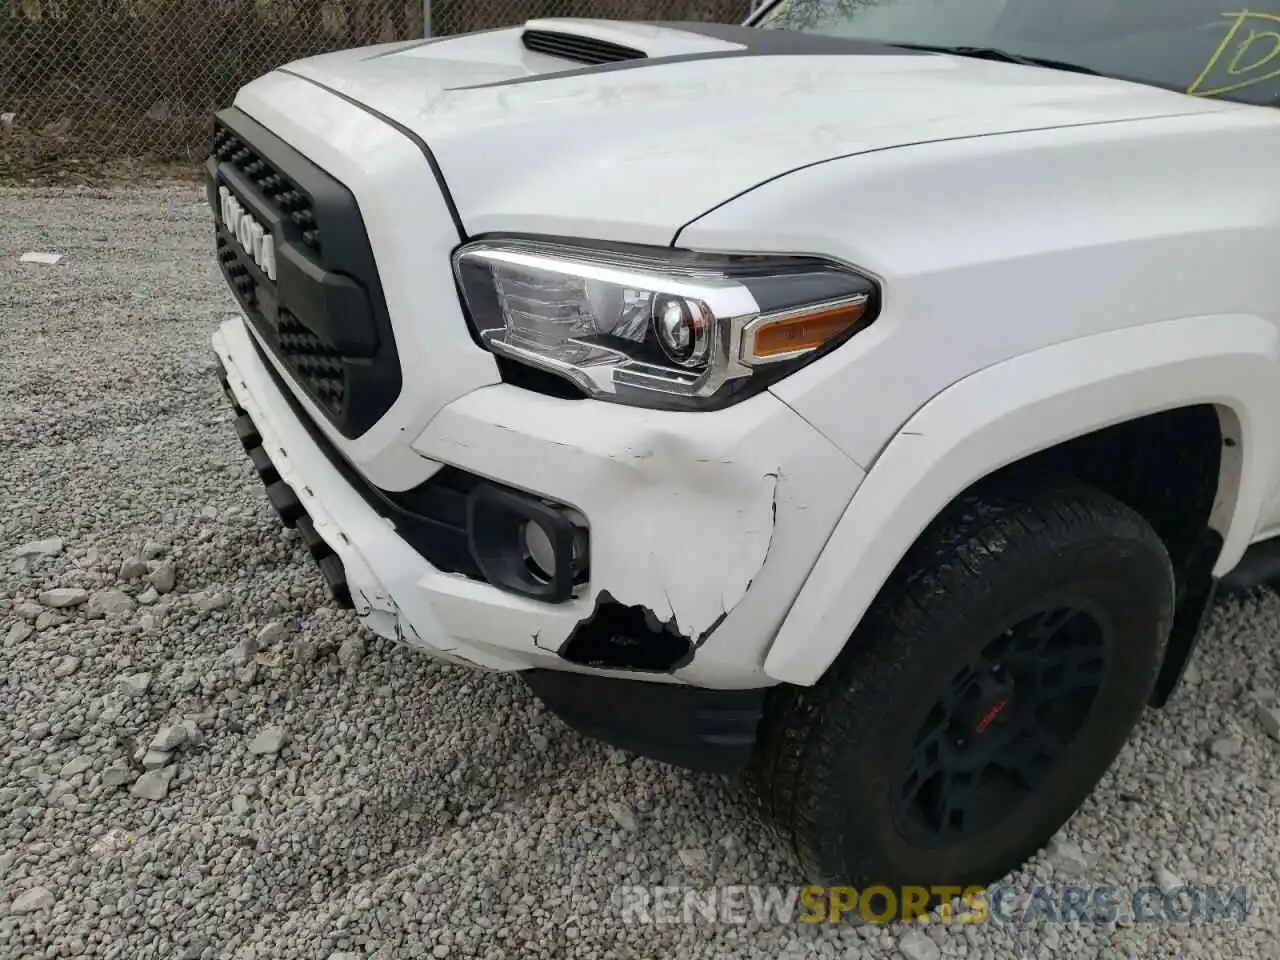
423 0 433 38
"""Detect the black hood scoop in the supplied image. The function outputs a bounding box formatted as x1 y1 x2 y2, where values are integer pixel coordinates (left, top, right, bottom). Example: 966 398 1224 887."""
522 28 647 65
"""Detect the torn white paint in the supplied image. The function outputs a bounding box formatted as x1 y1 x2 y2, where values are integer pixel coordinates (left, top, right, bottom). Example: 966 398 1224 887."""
413 381 863 679
20 252 63 265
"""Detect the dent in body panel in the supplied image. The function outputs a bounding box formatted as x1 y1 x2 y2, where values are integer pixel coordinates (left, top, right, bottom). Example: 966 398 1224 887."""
571 465 780 648
412 387 808 656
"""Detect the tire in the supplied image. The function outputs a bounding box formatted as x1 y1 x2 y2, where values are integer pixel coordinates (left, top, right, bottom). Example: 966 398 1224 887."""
753 476 1175 888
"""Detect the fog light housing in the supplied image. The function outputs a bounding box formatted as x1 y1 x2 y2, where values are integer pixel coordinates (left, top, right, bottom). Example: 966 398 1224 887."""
467 484 588 602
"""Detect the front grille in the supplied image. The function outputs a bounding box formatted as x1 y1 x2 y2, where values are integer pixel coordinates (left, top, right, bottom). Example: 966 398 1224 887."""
277 312 345 416
207 108 402 440
522 28 646 64
213 126 322 255
216 233 256 306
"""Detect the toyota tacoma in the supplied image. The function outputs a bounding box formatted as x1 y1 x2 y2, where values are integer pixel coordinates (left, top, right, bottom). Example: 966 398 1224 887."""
207 0 1280 888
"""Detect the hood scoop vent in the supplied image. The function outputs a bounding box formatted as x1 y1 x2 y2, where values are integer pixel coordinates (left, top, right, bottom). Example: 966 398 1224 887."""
522 28 647 65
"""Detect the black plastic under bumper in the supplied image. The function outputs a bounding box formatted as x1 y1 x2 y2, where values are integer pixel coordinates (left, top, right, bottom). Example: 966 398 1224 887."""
216 360 355 610
522 670 767 774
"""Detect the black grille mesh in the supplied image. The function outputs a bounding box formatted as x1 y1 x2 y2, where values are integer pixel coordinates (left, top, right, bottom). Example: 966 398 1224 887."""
213 124 321 255
277 313 346 416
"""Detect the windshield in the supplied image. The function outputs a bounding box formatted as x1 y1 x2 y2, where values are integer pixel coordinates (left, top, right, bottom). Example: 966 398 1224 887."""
755 0 1280 106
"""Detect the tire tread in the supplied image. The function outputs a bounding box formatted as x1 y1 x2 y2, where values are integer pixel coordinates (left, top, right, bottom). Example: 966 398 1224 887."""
753 475 1173 883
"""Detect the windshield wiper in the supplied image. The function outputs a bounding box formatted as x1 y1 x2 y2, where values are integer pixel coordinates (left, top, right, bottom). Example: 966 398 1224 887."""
888 43 1102 77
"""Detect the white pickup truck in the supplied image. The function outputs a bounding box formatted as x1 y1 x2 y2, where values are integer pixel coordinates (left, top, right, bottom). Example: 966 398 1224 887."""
208 0 1280 890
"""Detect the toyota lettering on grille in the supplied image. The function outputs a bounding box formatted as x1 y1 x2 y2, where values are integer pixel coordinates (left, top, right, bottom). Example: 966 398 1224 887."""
218 186 277 282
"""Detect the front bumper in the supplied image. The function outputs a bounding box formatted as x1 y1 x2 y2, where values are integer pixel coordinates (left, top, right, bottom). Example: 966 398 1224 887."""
214 314 864 688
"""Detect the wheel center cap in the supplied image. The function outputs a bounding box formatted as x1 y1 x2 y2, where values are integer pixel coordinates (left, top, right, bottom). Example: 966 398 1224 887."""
957 671 1017 737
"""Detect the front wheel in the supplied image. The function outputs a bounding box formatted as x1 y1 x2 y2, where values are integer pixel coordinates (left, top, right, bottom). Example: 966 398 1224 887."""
754 478 1175 888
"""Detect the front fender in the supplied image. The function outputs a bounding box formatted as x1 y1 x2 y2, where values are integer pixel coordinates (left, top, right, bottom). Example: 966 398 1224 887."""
763 313 1280 687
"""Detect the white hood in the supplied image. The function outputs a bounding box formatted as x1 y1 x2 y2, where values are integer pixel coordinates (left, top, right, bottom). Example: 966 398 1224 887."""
273 19 1234 242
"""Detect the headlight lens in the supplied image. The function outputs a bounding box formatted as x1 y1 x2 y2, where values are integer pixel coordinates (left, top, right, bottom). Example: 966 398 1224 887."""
452 238 877 409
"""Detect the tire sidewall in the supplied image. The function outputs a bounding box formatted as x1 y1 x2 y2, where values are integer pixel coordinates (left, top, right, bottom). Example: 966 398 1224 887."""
805 527 1172 887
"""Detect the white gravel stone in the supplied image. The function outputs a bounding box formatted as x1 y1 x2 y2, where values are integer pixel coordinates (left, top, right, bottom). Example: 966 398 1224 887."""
12 537 64 558
1210 733 1244 759
248 725 287 755
197 590 230 612
38 587 88 609
147 560 177 594
141 749 171 770
257 621 287 646
607 800 637 831
292 635 321 664
118 671 152 697
59 755 92 779
151 724 188 752
87 587 136 618
1258 704 1280 742
6 621 34 644
34 610 64 629
1046 837 1090 876
52 655 81 677
118 557 149 580
337 634 364 673
130 766 177 801
898 930 941 960
228 633 259 666
173 671 199 693
1155 866 1185 893
10 885 55 914
12 599 43 619
102 762 135 788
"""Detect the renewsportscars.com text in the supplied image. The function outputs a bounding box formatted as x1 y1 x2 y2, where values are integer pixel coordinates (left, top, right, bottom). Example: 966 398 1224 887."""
613 883 1250 926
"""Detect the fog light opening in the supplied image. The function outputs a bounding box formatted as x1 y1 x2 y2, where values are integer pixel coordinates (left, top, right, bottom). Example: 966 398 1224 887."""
467 484 591 602
522 520 557 583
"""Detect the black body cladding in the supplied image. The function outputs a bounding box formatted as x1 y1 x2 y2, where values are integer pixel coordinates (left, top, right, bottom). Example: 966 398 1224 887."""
207 108 402 439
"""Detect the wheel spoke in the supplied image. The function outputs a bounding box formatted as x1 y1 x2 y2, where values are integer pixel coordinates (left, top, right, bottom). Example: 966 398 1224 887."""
901 726 944 802
996 717 1063 788
936 772 977 836
1057 646 1105 690
944 664 978 711
1028 607 1080 643
1030 645 1106 706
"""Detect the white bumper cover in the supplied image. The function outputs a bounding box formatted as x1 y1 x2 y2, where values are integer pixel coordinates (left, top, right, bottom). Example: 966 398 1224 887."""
214 316 864 689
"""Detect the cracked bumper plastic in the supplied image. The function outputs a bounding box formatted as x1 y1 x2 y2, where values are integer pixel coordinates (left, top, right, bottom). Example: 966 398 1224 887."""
213 316 864 688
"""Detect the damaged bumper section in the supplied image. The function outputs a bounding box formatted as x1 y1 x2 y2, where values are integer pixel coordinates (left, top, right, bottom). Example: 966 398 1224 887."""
214 315 863 768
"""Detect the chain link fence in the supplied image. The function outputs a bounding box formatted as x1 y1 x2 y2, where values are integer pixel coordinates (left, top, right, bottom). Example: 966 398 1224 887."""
0 0 758 178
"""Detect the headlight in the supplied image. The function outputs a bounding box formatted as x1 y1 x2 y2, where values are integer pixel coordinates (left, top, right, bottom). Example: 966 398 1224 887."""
452 238 878 409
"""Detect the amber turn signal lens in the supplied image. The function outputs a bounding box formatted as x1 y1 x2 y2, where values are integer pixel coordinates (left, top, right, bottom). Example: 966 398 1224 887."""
746 298 868 362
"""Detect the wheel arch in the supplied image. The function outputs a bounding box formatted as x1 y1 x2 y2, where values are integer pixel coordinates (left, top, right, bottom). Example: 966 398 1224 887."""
763 313 1280 687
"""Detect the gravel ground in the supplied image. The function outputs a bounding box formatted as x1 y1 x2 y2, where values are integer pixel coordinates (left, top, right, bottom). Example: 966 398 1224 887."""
2 186 1279 960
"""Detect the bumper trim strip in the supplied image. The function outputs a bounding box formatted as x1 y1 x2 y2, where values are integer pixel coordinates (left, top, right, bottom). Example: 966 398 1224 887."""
218 360 355 610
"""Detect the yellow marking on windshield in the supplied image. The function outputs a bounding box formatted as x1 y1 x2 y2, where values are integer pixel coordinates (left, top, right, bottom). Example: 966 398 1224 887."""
1188 10 1280 96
